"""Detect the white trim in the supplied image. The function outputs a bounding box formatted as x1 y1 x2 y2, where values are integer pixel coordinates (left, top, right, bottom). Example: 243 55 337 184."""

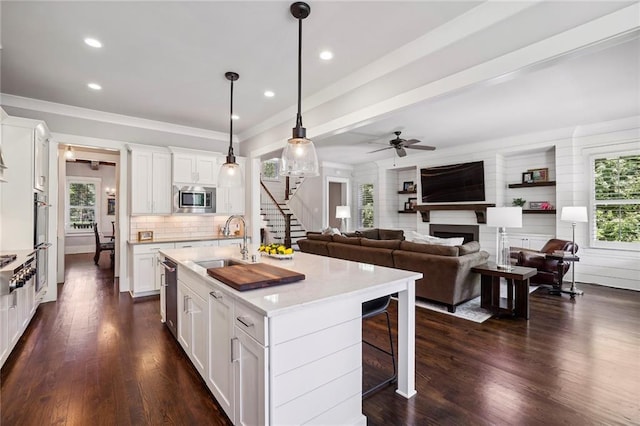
1 93 230 141
324 176 351 230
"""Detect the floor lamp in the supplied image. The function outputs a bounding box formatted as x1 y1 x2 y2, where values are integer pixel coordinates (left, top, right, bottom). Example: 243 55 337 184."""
486 207 523 270
560 206 588 295
336 206 350 233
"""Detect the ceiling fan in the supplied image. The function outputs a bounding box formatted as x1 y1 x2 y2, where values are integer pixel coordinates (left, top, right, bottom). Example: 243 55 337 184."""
367 131 436 157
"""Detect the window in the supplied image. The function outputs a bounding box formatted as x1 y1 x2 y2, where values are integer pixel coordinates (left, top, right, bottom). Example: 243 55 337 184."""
66 177 101 233
592 153 639 249
358 183 374 228
261 159 280 181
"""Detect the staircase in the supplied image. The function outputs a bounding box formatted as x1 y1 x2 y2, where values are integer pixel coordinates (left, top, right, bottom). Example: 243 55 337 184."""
260 177 307 249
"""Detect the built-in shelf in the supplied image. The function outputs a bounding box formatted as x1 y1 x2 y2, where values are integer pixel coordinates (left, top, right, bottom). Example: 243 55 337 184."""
414 203 496 223
508 181 556 189
398 190 417 194
523 209 556 214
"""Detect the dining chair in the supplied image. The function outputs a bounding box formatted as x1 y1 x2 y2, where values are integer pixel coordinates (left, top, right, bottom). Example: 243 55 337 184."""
93 223 115 267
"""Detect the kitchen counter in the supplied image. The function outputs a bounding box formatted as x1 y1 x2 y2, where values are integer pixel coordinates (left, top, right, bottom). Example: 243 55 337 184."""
127 235 245 245
0 249 36 272
160 244 420 425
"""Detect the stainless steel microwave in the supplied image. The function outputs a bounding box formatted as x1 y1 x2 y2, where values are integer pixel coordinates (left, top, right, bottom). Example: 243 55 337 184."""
173 186 215 214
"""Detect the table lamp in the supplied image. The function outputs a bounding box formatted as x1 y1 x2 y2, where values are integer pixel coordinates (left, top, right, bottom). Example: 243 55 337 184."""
487 207 522 270
336 205 350 232
561 206 588 294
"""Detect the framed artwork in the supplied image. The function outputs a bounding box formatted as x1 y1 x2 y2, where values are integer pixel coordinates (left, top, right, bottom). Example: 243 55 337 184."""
107 197 116 216
528 168 549 182
403 202 411 211
138 230 154 241
408 197 417 210
522 172 533 183
529 201 547 210
403 181 414 191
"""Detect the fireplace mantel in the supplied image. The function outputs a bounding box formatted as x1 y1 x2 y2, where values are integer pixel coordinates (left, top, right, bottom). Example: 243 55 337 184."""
414 203 496 223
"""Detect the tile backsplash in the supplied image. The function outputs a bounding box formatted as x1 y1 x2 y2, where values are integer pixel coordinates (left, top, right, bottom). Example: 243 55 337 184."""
129 215 243 241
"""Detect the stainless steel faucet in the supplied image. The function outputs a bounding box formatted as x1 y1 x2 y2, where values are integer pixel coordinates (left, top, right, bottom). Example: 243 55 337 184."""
223 215 248 260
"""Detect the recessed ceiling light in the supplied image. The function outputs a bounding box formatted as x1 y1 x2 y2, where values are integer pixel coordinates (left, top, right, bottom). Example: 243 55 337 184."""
319 50 333 60
264 90 275 98
88 83 102 90
231 114 239 120
84 37 102 48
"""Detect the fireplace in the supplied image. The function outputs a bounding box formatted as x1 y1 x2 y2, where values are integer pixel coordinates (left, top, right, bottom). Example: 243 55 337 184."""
430 224 479 244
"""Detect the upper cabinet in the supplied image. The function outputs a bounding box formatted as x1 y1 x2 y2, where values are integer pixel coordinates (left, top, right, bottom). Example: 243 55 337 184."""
171 148 221 186
129 147 172 215
33 124 49 192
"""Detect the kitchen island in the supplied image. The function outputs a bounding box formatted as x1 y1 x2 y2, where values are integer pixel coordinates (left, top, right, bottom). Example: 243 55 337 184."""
160 245 421 426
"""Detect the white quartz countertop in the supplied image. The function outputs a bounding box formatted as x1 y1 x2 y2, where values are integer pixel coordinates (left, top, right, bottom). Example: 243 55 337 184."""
127 235 246 245
0 249 37 272
160 245 422 317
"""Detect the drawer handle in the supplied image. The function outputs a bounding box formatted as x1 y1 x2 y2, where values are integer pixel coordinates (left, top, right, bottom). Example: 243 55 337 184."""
231 337 238 363
210 291 223 300
237 316 254 328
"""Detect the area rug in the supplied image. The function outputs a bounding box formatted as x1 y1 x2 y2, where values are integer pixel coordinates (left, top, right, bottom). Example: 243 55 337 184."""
413 284 538 323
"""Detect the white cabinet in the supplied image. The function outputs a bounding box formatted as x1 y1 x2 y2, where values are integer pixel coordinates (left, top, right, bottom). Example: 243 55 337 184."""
234 327 268 426
33 124 49 192
178 274 209 378
130 148 172 215
172 149 220 186
130 243 175 297
218 238 249 248
1 277 38 368
208 289 235 422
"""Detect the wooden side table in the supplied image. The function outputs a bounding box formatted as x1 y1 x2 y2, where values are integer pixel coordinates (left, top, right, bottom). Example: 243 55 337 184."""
471 263 537 319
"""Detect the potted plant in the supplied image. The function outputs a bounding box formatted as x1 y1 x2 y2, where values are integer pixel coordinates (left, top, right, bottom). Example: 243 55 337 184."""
512 198 526 207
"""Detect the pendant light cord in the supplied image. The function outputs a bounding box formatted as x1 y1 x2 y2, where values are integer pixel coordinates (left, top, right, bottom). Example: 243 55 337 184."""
228 77 234 156
296 17 303 128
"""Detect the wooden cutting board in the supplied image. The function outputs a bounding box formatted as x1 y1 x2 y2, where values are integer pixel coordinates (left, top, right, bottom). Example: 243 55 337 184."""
207 262 306 291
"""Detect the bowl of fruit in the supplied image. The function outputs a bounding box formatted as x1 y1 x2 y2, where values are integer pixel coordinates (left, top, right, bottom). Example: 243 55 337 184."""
258 243 294 259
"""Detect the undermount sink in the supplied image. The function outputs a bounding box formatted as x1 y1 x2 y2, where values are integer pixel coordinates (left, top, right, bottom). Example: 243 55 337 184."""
195 259 244 269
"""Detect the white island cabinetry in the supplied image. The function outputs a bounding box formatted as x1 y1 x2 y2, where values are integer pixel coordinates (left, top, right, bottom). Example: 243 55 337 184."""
161 246 420 426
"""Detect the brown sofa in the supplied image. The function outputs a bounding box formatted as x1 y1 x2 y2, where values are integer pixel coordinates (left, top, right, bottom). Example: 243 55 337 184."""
298 229 490 312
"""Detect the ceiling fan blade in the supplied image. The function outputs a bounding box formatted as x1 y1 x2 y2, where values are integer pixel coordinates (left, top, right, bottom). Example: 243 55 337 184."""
368 146 393 153
402 139 421 146
396 147 407 157
406 145 436 151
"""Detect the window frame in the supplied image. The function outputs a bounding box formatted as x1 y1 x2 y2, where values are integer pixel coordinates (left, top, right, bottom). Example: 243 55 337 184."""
358 183 375 229
589 150 639 251
65 176 102 235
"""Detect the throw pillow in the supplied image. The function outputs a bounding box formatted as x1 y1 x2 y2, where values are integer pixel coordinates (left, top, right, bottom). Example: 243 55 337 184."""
410 231 464 246
332 235 361 245
355 229 379 240
458 241 480 255
400 241 460 256
321 227 341 236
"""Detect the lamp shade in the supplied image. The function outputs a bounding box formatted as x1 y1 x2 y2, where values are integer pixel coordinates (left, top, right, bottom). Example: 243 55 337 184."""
218 162 243 188
561 206 588 223
336 205 351 219
486 207 522 228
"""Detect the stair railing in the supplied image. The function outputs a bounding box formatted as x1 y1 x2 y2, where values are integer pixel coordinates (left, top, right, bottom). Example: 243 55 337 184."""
260 181 292 248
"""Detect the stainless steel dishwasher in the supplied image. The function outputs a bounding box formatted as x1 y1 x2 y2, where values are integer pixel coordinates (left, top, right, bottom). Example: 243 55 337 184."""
161 258 178 339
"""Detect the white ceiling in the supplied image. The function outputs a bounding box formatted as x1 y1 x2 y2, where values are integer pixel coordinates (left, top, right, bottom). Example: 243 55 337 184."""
1 1 639 164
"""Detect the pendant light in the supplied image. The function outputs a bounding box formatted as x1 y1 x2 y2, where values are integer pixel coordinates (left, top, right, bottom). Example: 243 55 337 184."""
280 1 319 177
64 146 76 161
218 71 243 188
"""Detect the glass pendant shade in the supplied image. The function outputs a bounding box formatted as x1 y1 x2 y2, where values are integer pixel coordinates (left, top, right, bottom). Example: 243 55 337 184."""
280 136 319 177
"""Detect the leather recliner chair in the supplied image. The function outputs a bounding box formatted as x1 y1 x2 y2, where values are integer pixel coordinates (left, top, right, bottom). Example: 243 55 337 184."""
510 239 578 286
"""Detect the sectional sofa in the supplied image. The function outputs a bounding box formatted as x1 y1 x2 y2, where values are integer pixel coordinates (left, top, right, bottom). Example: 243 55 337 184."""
297 229 490 312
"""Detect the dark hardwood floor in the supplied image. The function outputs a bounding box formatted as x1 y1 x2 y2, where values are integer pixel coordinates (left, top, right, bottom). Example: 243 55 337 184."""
2 253 639 425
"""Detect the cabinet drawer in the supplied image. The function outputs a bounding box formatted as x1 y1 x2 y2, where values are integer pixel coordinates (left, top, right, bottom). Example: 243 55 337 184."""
132 243 175 255
234 299 268 346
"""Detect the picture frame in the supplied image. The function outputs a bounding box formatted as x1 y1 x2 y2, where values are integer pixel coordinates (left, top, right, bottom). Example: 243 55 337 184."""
138 230 154 241
408 197 417 210
107 197 116 216
403 201 411 211
529 201 546 210
528 168 549 182
522 172 533 184
403 181 414 192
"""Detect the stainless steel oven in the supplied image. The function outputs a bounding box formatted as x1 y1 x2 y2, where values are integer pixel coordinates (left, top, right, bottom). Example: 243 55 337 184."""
173 186 215 214
34 193 51 296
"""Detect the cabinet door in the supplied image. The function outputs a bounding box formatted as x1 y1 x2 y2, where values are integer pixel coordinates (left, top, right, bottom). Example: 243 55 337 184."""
177 281 191 353
234 328 267 426
33 128 48 192
152 152 172 214
196 155 219 186
173 153 197 183
0 295 9 364
190 291 208 377
208 290 235 422
133 253 157 294
131 150 153 214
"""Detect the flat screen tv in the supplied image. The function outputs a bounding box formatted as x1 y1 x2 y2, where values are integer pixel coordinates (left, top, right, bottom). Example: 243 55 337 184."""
421 161 485 203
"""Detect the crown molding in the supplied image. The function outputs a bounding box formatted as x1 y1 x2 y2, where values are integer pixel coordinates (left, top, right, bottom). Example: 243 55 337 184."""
1 93 235 142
